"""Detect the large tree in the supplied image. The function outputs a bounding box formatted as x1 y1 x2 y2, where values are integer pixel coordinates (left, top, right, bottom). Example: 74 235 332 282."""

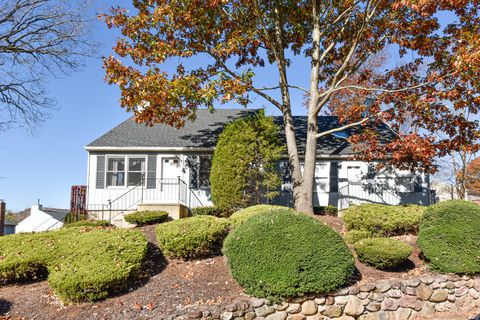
102 0 480 214
0 0 95 131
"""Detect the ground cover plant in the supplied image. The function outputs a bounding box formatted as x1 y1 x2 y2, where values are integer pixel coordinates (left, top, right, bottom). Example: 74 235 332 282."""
344 230 373 245
354 238 412 269
228 204 292 229
417 200 480 274
343 204 425 236
156 216 230 259
64 219 112 228
191 206 227 217
223 209 355 301
124 210 169 226
0 228 147 303
313 205 338 216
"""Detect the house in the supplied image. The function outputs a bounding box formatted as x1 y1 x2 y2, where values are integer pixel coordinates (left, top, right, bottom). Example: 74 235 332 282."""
4 220 16 235
15 204 69 233
85 109 431 224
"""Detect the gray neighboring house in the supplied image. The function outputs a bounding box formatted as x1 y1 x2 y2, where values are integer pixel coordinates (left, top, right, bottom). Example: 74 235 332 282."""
85 109 431 225
4 220 16 235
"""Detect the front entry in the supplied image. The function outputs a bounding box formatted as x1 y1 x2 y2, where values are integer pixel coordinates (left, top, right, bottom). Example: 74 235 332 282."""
161 157 182 181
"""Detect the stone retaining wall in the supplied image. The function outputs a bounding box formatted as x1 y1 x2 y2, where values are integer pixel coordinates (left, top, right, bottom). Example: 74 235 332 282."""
174 275 480 320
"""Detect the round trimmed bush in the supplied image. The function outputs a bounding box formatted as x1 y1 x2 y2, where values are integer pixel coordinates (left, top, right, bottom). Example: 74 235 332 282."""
156 216 230 259
223 209 355 301
191 206 227 217
417 200 480 274
64 220 112 228
343 204 425 236
345 230 372 244
229 205 292 229
124 210 169 226
354 238 412 269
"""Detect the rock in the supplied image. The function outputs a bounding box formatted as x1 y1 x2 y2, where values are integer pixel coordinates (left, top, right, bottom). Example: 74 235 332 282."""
430 289 448 302
251 298 266 308
357 292 369 299
221 312 234 320
322 305 343 318
237 302 250 311
469 288 480 299
400 285 416 296
445 281 455 289
265 311 287 320
399 295 423 311
390 279 402 289
187 311 204 319
227 304 238 312
286 303 301 314
233 310 245 317
349 286 360 295
337 316 356 320
435 301 457 312
474 279 480 291
334 295 349 305
255 306 275 317
389 307 412 320
245 312 256 320
301 301 317 316
405 279 420 287
387 289 402 298
325 296 334 305
381 298 399 311
376 281 391 293
336 288 350 295
416 283 433 301
314 298 325 305
455 286 468 297
455 294 476 310
372 293 385 302
286 315 306 320
420 276 434 285
274 303 289 311
360 283 375 292
454 280 467 288
358 311 390 320
344 296 364 317
366 302 381 312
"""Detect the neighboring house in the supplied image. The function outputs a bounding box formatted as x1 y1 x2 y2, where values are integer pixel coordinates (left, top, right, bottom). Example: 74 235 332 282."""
15 204 69 233
85 109 431 224
4 220 16 235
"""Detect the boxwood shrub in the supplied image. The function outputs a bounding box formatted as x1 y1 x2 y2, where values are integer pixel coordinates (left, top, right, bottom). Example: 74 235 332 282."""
343 204 425 236
354 238 412 269
0 228 147 303
345 230 373 244
417 200 480 274
223 209 355 301
124 210 169 226
313 205 338 216
191 206 227 217
229 204 292 229
64 219 112 228
156 216 230 259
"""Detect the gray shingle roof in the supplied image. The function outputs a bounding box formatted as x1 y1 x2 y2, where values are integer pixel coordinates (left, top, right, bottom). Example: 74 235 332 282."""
86 109 395 156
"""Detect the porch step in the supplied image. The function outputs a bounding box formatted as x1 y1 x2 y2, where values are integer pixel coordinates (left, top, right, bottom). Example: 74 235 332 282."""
136 203 189 220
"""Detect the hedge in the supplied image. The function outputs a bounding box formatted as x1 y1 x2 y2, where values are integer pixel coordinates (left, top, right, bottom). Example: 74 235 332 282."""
417 200 480 274
223 209 355 301
156 216 230 259
63 219 112 228
344 230 373 245
0 228 147 303
191 206 228 217
313 205 338 216
354 238 412 269
229 204 292 229
124 210 169 226
343 204 425 236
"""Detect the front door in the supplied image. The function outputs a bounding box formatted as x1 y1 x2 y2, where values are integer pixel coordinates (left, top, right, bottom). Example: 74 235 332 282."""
161 157 182 181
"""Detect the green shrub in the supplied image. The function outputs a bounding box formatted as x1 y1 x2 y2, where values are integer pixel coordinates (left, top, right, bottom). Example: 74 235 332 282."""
354 238 412 269
156 216 230 259
417 200 480 274
223 209 355 301
0 228 147 303
345 230 373 244
124 210 169 226
229 204 292 229
191 206 227 217
313 205 338 216
64 219 112 228
343 204 425 236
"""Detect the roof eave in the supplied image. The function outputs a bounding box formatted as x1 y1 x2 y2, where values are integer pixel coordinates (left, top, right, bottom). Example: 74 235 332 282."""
84 146 215 152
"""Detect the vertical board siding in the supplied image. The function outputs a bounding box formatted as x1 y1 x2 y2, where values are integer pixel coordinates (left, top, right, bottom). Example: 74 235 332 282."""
147 154 157 189
96 155 105 189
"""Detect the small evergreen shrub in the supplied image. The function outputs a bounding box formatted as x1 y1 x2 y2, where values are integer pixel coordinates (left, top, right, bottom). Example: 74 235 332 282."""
156 216 230 259
0 228 147 303
124 210 169 226
417 200 480 274
64 219 112 228
354 238 412 269
229 204 292 229
343 204 425 236
223 209 355 301
313 205 338 216
191 206 227 217
345 230 373 244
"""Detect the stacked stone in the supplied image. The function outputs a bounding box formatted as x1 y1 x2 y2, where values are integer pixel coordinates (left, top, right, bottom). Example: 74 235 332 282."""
178 275 480 320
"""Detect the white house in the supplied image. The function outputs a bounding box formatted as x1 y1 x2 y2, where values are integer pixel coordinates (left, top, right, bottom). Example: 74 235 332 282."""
85 109 431 225
15 204 69 233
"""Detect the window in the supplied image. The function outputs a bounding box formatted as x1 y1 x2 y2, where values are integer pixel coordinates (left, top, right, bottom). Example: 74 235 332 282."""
395 177 414 192
198 156 212 189
106 156 146 187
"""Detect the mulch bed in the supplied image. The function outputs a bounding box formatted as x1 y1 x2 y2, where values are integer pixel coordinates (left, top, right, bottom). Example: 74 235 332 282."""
0 221 473 320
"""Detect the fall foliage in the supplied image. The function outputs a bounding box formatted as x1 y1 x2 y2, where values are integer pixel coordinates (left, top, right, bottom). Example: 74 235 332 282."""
101 0 480 213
